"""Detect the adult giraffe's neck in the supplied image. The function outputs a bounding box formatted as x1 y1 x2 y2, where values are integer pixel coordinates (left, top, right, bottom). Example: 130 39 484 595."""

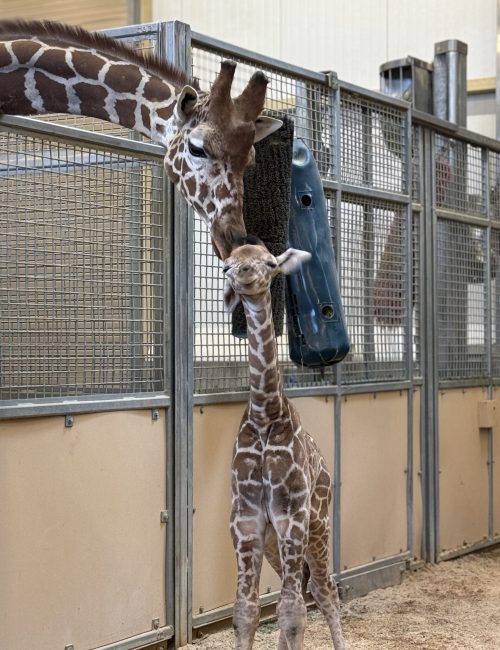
0 37 180 146
241 291 284 427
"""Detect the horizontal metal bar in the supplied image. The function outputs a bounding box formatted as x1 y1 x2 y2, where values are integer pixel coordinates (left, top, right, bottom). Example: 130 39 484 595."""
322 178 340 192
339 380 420 394
191 31 329 84
438 378 491 390
92 626 174 650
0 115 165 160
101 22 161 39
193 381 420 405
435 208 489 227
340 551 412 578
339 79 411 111
339 552 411 600
413 109 500 152
0 393 170 420
340 183 411 205
439 536 500 562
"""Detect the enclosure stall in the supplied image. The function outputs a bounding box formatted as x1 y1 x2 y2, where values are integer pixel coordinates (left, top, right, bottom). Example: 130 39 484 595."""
0 20 499 650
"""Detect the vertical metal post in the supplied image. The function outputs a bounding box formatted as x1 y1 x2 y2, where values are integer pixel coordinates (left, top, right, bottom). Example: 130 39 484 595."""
484 147 495 541
165 20 194 648
333 84 343 577
405 108 414 557
497 0 500 139
421 127 440 562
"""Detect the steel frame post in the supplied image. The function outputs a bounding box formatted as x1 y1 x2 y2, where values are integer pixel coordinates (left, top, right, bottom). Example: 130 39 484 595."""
164 20 194 648
421 128 440 562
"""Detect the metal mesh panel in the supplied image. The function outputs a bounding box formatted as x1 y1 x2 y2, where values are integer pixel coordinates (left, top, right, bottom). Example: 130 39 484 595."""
489 151 500 221
434 135 485 215
340 91 407 194
0 130 165 400
191 46 335 181
35 36 158 138
437 219 487 379
412 211 421 377
412 125 422 203
193 193 338 395
491 229 500 375
340 195 408 383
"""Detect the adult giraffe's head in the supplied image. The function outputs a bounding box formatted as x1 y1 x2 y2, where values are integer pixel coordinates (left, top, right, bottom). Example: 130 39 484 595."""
0 20 282 260
162 61 282 259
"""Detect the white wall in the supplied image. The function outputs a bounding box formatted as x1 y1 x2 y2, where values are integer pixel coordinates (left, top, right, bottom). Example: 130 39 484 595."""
152 0 496 89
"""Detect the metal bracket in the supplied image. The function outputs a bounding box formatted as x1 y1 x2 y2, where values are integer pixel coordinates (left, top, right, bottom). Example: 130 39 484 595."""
64 645 74 650
64 415 74 428
152 408 160 421
152 618 160 630
160 510 169 523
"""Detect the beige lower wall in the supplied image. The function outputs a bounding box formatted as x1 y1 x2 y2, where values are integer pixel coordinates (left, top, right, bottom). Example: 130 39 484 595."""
192 396 335 615
438 387 489 554
0 409 167 650
340 392 408 570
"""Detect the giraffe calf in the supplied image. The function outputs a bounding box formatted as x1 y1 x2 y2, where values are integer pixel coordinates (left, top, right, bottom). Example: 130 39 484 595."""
223 238 345 650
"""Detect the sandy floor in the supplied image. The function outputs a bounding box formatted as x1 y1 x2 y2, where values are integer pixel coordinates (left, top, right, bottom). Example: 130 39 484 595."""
187 546 500 649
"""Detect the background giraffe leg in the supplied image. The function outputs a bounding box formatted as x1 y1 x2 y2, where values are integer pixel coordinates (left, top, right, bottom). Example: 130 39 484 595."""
263 526 289 650
307 474 346 650
275 528 308 650
231 513 266 650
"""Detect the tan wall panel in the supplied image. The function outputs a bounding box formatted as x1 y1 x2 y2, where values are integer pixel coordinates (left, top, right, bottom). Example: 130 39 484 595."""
413 389 423 559
192 396 334 614
341 392 407 570
0 409 166 650
439 388 489 554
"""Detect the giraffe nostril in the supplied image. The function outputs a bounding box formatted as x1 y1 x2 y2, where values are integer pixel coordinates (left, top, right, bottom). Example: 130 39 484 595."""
223 266 230 274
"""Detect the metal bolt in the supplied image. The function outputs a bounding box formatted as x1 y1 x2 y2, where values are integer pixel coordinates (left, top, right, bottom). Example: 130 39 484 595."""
152 618 160 630
64 415 74 428
152 409 160 421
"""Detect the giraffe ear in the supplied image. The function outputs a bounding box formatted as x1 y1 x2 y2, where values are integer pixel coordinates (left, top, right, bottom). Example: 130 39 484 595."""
174 85 199 123
276 248 312 275
223 279 241 312
254 116 283 143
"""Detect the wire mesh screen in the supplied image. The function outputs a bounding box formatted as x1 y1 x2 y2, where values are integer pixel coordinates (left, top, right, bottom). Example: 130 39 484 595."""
436 219 487 379
340 91 408 194
412 212 421 377
193 194 338 395
491 229 500 375
489 151 500 222
0 130 165 400
412 125 422 203
434 135 485 216
190 45 335 181
340 195 409 383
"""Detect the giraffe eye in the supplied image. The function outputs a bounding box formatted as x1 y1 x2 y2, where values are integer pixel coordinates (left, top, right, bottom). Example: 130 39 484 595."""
188 140 208 158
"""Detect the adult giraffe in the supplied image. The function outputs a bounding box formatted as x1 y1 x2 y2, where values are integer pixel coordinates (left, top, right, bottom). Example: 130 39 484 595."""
0 19 282 259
